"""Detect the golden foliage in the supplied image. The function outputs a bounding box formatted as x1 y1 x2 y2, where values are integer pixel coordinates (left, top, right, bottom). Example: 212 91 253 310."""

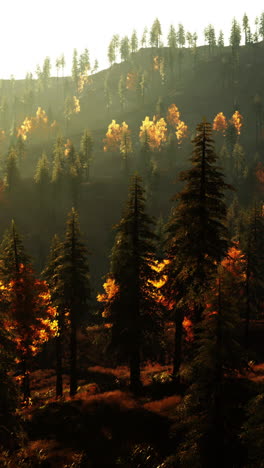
175 120 188 143
167 104 180 127
17 107 51 140
103 120 122 152
97 276 119 318
126 72 137 90
221 245 246 278
139 115 167 150
3 265 57 360
73 96 80 113
230 110 243 135
78 67 90 94
213 112 228 134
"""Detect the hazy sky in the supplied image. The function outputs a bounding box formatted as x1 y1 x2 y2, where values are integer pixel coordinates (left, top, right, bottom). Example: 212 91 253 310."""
1 0 262 79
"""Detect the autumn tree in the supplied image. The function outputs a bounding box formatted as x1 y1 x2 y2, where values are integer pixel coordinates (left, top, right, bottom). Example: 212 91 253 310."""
0 222 56 403
213 112 228 135
99 175 161 393
42 234 65 397
54 208 90 396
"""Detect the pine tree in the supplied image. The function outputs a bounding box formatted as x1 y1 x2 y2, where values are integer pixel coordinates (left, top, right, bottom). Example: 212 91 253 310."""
34 152 50 189
131 29 138 53
0 221 30 284
55 208 90 396
5 147 20 192
165 121 230 377
120 36 131 62
102 175 161 393
80 130 93 181
150 18 162 47
72 49 79 88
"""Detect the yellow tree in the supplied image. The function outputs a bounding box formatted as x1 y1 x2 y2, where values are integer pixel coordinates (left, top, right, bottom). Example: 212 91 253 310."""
103 120 122 152
213 112 228 135
167 104 180 127
230 110 243 135
175 120 188 144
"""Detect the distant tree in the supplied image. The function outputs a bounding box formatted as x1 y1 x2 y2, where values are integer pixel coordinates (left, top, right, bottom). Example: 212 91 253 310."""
42 57 51 89
167 24 177 48
177 23 185 48
186 32 193 48
5 147 20 192
34 152 50 205
71 48 79 87
79 48 90 74
55 208 90 396
120 36 131 62
118 74 126 111
131 30 138 53
230 18 241 59
80 130 93 181
104 74 112 112
150 18 162 47
120 122 133 173
253 17 259 43
204 24 216 55
217 30 225 49
259 12 264 41
242 13 249 44
141 27 148 48
92 59 99 74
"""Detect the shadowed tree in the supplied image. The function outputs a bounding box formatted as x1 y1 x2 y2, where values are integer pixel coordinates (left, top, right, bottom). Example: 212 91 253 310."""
100 175 161 394
165 120 230 378
55 208 90 396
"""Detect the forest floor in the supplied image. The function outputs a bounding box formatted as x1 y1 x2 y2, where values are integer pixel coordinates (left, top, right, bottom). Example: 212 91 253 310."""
14 363 180 467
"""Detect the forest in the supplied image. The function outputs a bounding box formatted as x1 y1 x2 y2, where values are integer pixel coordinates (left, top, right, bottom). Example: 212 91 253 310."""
1 11 264 467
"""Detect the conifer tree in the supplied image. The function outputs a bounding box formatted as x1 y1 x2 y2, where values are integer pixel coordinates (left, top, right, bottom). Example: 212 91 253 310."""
150 18 162 47
131 29 138 53
165 121 230 376
102 175 161 393
80 130 93 181
55 208 90 396
0 221 30 283
72 48 79 87
5 147 20 192
34 152 50 189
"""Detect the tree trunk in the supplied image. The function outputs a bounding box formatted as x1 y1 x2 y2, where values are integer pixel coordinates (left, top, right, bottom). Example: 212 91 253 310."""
56 314 63 397
70 315 77 397
173 308 183 379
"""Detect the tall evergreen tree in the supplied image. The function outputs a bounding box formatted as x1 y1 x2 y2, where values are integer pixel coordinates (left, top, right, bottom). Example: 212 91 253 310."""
165 120 230 377
55 209 90 396
103 175 161 393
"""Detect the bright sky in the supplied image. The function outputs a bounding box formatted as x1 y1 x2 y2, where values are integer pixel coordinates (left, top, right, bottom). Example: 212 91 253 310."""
1 0 262 79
